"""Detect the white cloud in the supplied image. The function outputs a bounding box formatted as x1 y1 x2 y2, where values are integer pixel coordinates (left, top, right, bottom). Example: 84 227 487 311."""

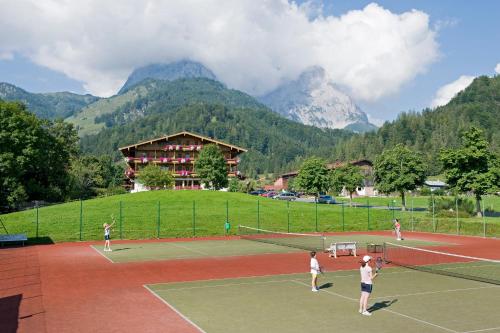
431 75 475 108
0 1 439 98
495 63 500 74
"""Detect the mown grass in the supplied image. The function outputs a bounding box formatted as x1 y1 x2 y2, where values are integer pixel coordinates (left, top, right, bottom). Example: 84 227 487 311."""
1 191 498 242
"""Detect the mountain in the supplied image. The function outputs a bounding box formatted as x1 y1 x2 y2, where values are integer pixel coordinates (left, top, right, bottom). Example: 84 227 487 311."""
118 60 217 94
259 67 377 132
77 78 354 176
333 75 500 174
0 82 99 119
68 78 264 136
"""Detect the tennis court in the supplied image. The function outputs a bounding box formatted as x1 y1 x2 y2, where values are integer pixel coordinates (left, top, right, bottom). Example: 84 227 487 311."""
92 233 448 263
146 267 500 333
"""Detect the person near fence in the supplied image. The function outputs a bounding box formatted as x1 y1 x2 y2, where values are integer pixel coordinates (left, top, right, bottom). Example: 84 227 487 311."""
394 219 403 241
103 217 116 252
310 251 322 292
359 255 377 316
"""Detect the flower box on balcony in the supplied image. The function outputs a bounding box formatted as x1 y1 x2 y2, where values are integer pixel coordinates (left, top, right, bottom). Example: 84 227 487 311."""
142 157 149 163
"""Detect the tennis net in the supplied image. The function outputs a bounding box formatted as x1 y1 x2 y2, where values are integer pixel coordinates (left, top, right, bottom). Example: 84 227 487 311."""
383 242 500 285
238 225 326 251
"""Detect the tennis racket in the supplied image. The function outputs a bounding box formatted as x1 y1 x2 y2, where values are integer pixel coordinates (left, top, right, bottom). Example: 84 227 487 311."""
375 257 384 273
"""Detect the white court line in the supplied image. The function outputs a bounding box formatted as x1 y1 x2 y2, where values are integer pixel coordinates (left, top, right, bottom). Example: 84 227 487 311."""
291 280 458 333
373 285 499 300
461 326 500 333
143 285 207 333
151 279 298 292
89 245 114 263
168 242 209 256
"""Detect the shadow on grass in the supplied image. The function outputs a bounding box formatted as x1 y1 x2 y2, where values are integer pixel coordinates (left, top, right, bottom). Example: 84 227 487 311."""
112 247 132 252
368 299 398 313
319 282 333 290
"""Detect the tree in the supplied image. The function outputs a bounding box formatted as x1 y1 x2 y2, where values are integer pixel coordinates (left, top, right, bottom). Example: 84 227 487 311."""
195 144 228 190
294 157 330 199
0 100 77 211
331 164 364 206
440 127 500 217
374 144 426 210
136 164 173 189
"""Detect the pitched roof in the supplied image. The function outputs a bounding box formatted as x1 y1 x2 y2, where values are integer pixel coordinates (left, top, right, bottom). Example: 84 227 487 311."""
118 131 247 152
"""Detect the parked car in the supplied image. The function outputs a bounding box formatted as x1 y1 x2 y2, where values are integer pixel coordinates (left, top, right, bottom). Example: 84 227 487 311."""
249 189 266 196
318 195 336 204
274 192 297 201
261 191 277 198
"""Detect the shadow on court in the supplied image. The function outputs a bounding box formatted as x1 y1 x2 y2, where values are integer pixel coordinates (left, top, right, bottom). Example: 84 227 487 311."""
368 299 398 312
319 282 333 290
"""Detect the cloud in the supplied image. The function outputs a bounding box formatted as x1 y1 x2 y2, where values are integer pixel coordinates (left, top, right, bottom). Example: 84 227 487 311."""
0 1 439 98
495 63 500 74
431 75 475 108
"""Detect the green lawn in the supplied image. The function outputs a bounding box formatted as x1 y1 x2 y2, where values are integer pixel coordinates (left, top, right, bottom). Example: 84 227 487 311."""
146 267 500 333
1 191 499 242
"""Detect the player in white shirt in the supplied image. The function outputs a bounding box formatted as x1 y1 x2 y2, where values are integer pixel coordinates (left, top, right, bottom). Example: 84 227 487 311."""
310 251 321 292
359 255 377 316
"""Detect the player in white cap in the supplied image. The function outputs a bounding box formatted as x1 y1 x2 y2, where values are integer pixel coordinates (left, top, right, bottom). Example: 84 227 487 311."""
359 255 377 316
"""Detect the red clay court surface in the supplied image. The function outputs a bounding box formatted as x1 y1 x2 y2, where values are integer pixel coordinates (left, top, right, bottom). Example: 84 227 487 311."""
1 231 499 333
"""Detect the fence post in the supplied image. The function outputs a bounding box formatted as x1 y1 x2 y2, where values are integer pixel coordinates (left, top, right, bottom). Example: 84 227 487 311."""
432 194 436 233
157 201 160 239
367 197 370 230
79 199 83 241
315 200 318 232
287 200 290 233
257 200 260 231
119 201 123 239
35 204 39 239
192 200 196 237
391 200 396 220
226 200 229 224
342 202 345 232
455 196 459 235
482 198 486 238
411 197 414 232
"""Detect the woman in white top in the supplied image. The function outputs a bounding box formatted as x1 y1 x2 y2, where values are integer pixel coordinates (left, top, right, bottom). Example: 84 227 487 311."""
103 216 116 252
359 255 377 316
310 251 321 292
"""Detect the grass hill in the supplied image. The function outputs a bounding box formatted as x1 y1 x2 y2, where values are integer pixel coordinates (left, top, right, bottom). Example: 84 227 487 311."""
0 82 99 119
2 190 497 242
334 75 500 174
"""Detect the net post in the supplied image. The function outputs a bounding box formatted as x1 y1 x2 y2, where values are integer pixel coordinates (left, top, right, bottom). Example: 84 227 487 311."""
79 199 83 241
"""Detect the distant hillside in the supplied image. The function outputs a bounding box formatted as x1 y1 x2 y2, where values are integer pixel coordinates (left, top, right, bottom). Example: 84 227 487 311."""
118 60 217 94
0 82 99 119
78 79 354 176
333 75 500 174
68 78 266 136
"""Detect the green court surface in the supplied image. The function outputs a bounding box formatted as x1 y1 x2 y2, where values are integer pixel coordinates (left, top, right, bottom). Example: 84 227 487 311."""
92 235 448 263
146 267 500 333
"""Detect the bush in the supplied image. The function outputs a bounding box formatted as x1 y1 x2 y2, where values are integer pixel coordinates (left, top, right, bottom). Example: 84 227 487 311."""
429 196 475 217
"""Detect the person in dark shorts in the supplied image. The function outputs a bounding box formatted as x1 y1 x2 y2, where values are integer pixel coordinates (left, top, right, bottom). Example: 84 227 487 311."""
103 216 116 252
359 255 377 316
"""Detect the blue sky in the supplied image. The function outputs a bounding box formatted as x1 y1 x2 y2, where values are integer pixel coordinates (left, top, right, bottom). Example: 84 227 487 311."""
0 1 498 122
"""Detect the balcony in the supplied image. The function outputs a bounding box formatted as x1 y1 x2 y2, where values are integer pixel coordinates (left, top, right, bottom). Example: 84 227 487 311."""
226 158 240 164
164 144 203 151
